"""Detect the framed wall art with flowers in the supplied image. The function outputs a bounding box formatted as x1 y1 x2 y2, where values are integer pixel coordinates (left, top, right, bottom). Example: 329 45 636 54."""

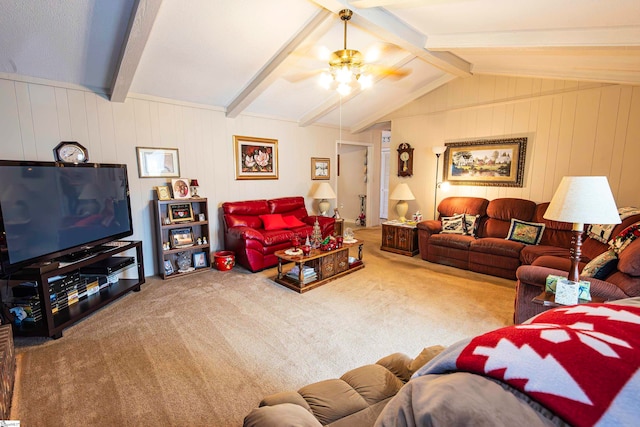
233 135 279 180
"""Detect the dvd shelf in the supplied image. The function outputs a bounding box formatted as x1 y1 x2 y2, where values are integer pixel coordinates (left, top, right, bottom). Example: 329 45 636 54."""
1 241 144 339
153 198 211 279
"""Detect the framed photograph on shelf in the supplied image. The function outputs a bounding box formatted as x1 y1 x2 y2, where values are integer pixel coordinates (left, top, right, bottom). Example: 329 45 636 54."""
311 157 330 180
233 135 278 180
168 203 194 223
170 227 194 248
164 260 174 275
156 185 171 201
193 252 207 269
136 147 180 178
443 137 527 187
171 178 191 199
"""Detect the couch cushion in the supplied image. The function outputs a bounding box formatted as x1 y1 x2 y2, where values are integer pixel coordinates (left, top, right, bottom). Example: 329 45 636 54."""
506 219 545 245
469 237 524 258
437 197 488 218
259 214 289 231
533 202 574 248
481 198 537 238
340 364 404 406
299 379 369 425
262 229 295 246
429 233 475 250
520 245 571 265
269 196 308 216
618 239 640 276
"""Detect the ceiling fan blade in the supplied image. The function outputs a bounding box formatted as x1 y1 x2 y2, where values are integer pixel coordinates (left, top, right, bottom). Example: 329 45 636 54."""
367 64 412 79
282 69 323 83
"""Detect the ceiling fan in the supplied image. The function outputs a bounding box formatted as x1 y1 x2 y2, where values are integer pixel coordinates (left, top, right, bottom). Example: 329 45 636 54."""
286 9 409 95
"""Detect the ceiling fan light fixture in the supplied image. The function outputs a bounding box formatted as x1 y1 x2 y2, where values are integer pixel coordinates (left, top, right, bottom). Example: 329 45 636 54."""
359 74 373 89
337 83 352 96
319 71 333 89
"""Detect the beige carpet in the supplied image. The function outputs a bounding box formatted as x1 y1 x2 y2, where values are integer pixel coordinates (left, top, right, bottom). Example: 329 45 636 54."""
11 227 515 426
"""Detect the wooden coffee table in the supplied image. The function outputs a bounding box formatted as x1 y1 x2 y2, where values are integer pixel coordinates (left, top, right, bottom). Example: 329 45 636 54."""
273 241 364 293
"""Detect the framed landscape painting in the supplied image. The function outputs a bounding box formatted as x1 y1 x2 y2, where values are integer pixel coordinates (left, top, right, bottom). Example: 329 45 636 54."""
233 135 278 180
443 137 527 187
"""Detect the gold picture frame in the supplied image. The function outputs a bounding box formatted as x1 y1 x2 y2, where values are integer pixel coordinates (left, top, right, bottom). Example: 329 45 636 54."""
233 135 278 180
156 185 171 200
168 203 194 223
443 137 527 187
311 157 330 180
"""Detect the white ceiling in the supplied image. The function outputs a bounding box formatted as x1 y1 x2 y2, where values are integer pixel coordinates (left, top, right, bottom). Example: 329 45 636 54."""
1 0 639 133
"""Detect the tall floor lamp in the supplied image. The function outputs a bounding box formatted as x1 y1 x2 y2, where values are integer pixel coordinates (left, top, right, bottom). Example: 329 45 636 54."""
432 146 447 219
544 176 620 284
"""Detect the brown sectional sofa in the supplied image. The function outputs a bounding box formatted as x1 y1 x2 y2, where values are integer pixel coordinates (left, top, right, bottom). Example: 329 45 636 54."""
417 196 574 279
244 346 445 427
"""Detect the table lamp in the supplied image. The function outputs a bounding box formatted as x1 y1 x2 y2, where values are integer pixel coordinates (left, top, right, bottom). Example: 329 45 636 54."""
390 183 415 222
190 179 200 198
313 182 337 216
544 176 620 287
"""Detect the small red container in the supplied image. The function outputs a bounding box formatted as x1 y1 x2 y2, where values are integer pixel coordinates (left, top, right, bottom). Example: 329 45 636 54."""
213 251 235 271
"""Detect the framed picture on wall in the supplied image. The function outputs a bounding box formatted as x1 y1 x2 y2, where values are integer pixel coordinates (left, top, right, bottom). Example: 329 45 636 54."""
233 135 278 180
443 137 527 187
311 157 330 180
136 147 180 178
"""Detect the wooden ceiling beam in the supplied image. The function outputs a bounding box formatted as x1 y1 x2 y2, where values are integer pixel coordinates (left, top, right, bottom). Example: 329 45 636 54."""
110 0 163 103
350 73 456 133
426 26 640 50
225 9 333 118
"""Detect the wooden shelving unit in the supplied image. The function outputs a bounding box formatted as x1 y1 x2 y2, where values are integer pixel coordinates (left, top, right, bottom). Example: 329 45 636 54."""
153 198 211 279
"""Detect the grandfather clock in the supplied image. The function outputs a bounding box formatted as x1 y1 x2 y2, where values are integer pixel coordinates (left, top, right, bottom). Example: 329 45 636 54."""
397 142 414 177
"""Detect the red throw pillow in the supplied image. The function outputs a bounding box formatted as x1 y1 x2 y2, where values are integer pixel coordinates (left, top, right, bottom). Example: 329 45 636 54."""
259 214 288 231
282 215 306 228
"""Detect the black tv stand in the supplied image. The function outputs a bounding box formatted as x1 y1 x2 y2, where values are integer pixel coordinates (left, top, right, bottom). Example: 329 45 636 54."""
57 245 108 263
6 240 144 339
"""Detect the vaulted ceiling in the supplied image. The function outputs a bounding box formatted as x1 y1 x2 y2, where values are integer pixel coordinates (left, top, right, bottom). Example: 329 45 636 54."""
1 0 638 133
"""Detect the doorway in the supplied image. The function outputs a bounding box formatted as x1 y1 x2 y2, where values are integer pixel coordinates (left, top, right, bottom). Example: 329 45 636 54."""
336 140 374 228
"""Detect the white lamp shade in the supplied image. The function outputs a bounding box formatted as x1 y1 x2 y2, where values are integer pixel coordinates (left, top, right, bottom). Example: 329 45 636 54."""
312 183 337 200
544 176 621 226
432 146 447 155
389 183 415 201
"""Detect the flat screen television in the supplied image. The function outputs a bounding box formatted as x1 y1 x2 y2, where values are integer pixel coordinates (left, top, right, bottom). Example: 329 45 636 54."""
0 160 134 276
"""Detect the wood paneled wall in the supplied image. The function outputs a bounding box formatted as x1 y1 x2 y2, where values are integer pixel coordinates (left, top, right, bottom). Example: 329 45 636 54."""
0 78 371 275
386 75 640 220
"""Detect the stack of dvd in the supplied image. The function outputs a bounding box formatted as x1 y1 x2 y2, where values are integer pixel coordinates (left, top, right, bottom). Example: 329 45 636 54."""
286 265 317 284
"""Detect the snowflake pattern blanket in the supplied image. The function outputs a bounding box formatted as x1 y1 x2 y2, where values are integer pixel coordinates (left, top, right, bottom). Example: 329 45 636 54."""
414 303 640 426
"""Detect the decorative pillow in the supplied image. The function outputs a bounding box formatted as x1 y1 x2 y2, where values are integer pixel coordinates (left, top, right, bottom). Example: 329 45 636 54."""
609 221 640 254
440 214 466 234
581 250 618 279
259 214 289 231
505 219 545 245
282 215 306 228
463 214 480 237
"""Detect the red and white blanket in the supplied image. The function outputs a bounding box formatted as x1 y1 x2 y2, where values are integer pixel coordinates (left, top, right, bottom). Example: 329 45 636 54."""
415 303 640 426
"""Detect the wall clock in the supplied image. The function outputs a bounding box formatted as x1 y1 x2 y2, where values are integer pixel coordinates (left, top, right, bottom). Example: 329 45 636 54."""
397 142 414 177
53 141 88 163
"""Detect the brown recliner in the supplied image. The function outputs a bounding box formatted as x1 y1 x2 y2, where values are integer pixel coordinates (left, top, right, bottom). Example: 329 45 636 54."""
243 346 445 427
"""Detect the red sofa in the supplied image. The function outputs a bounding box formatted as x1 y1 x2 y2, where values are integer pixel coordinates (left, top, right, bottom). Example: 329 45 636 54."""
417 197 575 279
222 197 335 272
